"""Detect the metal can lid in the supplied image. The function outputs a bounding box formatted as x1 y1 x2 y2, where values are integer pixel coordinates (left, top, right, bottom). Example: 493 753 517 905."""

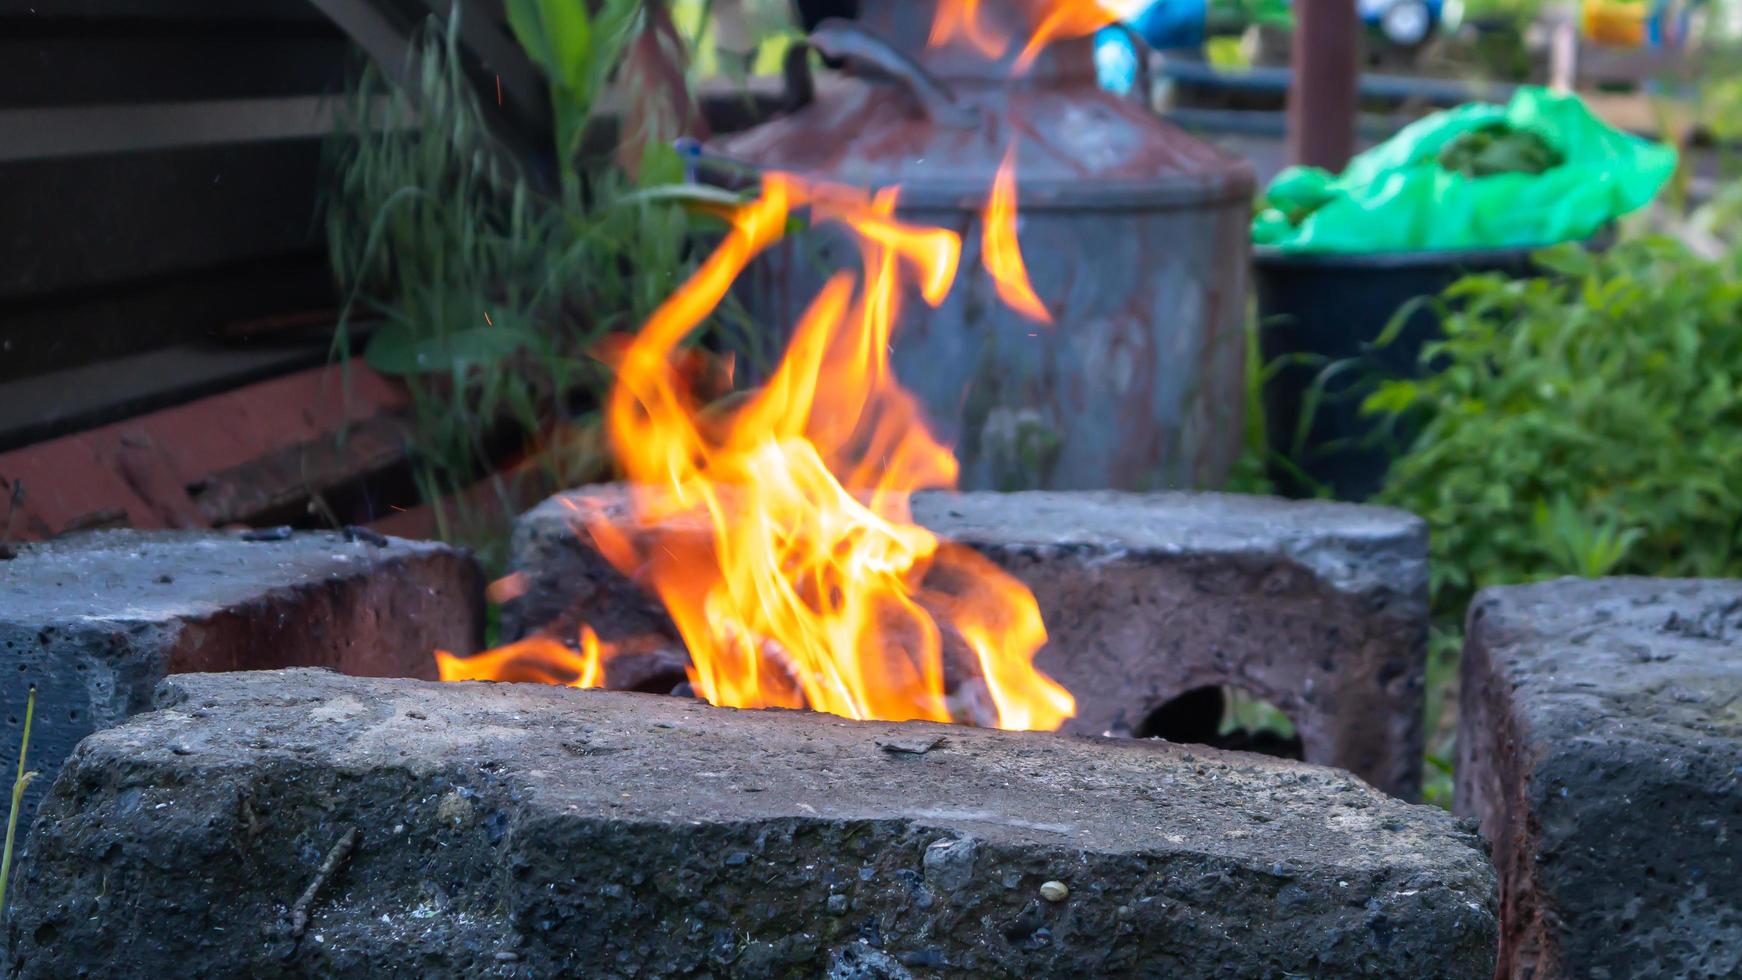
706 79 1255 212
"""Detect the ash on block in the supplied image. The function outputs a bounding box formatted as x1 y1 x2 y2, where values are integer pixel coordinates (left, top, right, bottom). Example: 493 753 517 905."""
503 486 1430 798
8 669 1497 979
0 529 483 832
1458 578 1742 979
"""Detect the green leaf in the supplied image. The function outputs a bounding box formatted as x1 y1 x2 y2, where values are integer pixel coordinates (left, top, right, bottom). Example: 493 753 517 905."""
542 0 595 94
614 181 748 211
506 0 596 94
1362 380 1422 417
504 0 556 75
364 323 531 376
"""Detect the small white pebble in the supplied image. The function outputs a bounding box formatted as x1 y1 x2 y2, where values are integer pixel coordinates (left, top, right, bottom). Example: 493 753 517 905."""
1039 880 1069 903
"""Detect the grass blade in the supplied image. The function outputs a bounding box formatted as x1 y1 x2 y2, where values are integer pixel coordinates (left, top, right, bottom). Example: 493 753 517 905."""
1 684 40 917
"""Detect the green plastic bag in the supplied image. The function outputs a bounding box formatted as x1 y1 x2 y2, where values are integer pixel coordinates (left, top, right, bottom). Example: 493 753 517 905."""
1253 88 1678 254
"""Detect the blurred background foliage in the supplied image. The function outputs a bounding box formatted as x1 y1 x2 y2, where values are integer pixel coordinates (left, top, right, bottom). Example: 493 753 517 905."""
326 3 719 568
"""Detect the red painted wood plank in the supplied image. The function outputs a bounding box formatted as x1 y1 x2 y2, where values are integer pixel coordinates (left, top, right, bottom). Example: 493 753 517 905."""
0 363 406 539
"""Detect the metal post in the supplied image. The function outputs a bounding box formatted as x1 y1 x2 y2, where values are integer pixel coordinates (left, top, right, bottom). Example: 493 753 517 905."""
1285 0 1360 171
1547 9 1579 92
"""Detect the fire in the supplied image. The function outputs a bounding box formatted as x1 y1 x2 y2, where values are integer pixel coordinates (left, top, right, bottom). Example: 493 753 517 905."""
983 146 1051 324
437 1 1085 731
437 172 1074 731
437 627 606 689
927 0 1010 59
926 0 1141 70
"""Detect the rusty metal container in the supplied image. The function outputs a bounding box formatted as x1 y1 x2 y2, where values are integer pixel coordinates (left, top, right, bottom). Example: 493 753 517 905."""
704 0 1254 491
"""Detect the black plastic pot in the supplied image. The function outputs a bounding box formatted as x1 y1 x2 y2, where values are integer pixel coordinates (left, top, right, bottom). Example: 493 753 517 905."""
1253 243 1545 501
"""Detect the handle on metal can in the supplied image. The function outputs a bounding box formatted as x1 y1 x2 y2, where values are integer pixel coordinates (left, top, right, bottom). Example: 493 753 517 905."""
1106 21 1156 109
806 18 981 129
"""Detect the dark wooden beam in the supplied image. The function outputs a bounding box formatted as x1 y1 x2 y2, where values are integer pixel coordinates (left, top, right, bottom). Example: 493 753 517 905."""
307 0 556 190
0 96 349 162
0 0 322 21
0 343 334 453
188 411 415 527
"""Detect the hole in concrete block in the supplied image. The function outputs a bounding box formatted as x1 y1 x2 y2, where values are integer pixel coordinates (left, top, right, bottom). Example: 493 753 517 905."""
1135 686 1223 744
622 667 689 696
1136 686 1304 761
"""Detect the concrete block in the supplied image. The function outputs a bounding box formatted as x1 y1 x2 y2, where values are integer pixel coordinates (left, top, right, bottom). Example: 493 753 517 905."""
1 529 482 831
1458 578 1742 979
503 487 1430 797
8 669 1497 978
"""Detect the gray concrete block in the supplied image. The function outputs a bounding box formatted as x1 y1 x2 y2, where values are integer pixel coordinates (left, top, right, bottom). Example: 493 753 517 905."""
1458 578 1742 979
8 668 1498 978
502 486 1430 797
1 529 483 832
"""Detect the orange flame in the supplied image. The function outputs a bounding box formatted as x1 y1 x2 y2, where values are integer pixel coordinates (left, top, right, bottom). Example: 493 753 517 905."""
983 146 1051 324
927 0 1011 59
484 572 529 604
1015 1 1136 71
927 0 1133 70
439 172 1074 731
437 0 1099 730
437 627 606 689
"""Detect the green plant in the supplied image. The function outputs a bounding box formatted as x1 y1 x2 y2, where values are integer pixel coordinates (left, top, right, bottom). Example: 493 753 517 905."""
506 0 641 195
1 685 38 918
1225 302 1352 499
1224 307 1279 496
671 0 803 77
1206 0 1294 35
1366 236 1742 618
1432 0 1539 85
1696 55 1742 145
1455 0 1542 27
326 4 707 567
